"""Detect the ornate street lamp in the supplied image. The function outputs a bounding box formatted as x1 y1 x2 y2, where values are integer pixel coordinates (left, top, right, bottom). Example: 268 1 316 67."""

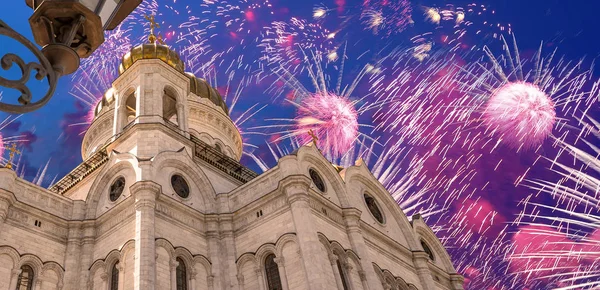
0 0 141 114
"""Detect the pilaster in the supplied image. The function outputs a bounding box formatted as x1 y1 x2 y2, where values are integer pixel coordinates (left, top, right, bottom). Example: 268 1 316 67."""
79 222 96 289
449 273 465 290
281 174 329 290
130 180 161 290
342 208 383 290
412 251 436 290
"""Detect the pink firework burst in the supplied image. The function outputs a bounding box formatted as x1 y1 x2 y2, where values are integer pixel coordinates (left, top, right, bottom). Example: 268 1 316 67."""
483 82 556 149
295 93 358 156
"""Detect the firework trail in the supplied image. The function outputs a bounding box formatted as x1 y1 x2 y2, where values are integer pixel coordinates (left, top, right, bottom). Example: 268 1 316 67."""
260 17 337 74
411 3 512 56
510 116 600 289
360 0 413 36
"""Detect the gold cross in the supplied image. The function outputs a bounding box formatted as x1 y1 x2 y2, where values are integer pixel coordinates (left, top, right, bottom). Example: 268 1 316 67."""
144 14 160 43
4 143 21 170
308 129 318 146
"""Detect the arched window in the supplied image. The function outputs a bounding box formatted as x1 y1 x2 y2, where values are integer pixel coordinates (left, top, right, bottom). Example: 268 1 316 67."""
336 258 349 290
110 263 119 290
176 257 188 290
215 143 222 153
264 254 283 290
16 265 34 290
421 240 435 261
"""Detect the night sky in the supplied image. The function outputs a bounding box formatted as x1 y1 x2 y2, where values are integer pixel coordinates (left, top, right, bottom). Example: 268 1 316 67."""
1 0 599 289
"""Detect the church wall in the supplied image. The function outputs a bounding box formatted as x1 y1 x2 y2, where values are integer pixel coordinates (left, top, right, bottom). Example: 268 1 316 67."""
91 269 104 290
367 245 421 287
318 239 339 290
310 210 350 248
347 257 364 290
14 180 73 219
280 240 307 290
238 260 259 290
41 270 60 290
193 260 209 289
234 210 295 256
92 213 135 262
153 165 214 214
95 168 136 217
154 217 207 256
228 168 282 212
155 246 171 290
0 223 66 265
198 164 241 194
62 170 101 201
122 247 135 290
0 253 14 290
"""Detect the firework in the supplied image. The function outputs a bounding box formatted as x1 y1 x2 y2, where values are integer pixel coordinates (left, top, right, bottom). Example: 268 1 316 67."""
510 117 600 289
458 35 598 151
360 0 413 36
483 82 556 149
260 17 336 74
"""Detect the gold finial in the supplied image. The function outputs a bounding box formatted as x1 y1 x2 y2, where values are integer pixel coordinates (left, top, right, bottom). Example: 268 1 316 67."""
3 143 21 170
144 14 160 43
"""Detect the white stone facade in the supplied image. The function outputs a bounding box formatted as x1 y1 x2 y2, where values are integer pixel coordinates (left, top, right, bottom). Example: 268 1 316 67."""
0 57 464 290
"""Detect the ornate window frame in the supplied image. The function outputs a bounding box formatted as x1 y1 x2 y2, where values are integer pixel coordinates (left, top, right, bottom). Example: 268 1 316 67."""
170 173 191 200
308 167 327 193
362 192 386 225
108 176 126 202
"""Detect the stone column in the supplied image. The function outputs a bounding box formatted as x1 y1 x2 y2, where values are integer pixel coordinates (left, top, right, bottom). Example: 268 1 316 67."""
208 274 215 290
220 214 239 290
343 262 355 290
255 268 266 290
342 208 382 290
329 255 345 290
8 268 22 290
206 215 222 290
237 274 245 290
79 223 96 289
358 270 369 290
170 259 178 290
130 181 160 290
413 252 436 290
190 270 197 290
118 263 125 290
282 175 330 290
449 273 465 290
63 223 82 289
100 271 108 290
273 257 290 290
33 279 43 290
176 103 187 133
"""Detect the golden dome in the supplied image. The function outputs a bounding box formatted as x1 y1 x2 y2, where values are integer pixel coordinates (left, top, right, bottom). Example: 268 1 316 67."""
118 43 185 74
187 73 229 116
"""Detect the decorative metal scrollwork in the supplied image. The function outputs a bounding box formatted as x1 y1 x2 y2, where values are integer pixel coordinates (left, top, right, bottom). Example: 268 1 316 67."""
0 20 58 114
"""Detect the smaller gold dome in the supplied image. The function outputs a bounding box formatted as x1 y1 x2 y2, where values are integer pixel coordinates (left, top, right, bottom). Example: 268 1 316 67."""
119 43 185 74
187 73 229 115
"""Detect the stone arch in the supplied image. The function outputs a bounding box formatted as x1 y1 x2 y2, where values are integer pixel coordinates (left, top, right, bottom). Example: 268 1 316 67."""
344 164 419 250
413 221 456 273
155 238 176 258
192 255 212 277
274 233 299 257
116 85 139 129
85 152 139 218
236 253 257 273
297 145 350 207
18 254 44 275
394 277 410 290
255 243 278 266
317 233 334 257
150 149 217 212
41 261 66 288
0 246 20 266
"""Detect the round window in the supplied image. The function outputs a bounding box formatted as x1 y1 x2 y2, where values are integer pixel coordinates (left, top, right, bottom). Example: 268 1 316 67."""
309 168 326 192
421 240 435 261
109 177 125 202
171 174 190 198
363 193 385 224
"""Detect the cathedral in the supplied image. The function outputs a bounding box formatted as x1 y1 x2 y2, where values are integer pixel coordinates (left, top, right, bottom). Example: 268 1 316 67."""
0 27 464 290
